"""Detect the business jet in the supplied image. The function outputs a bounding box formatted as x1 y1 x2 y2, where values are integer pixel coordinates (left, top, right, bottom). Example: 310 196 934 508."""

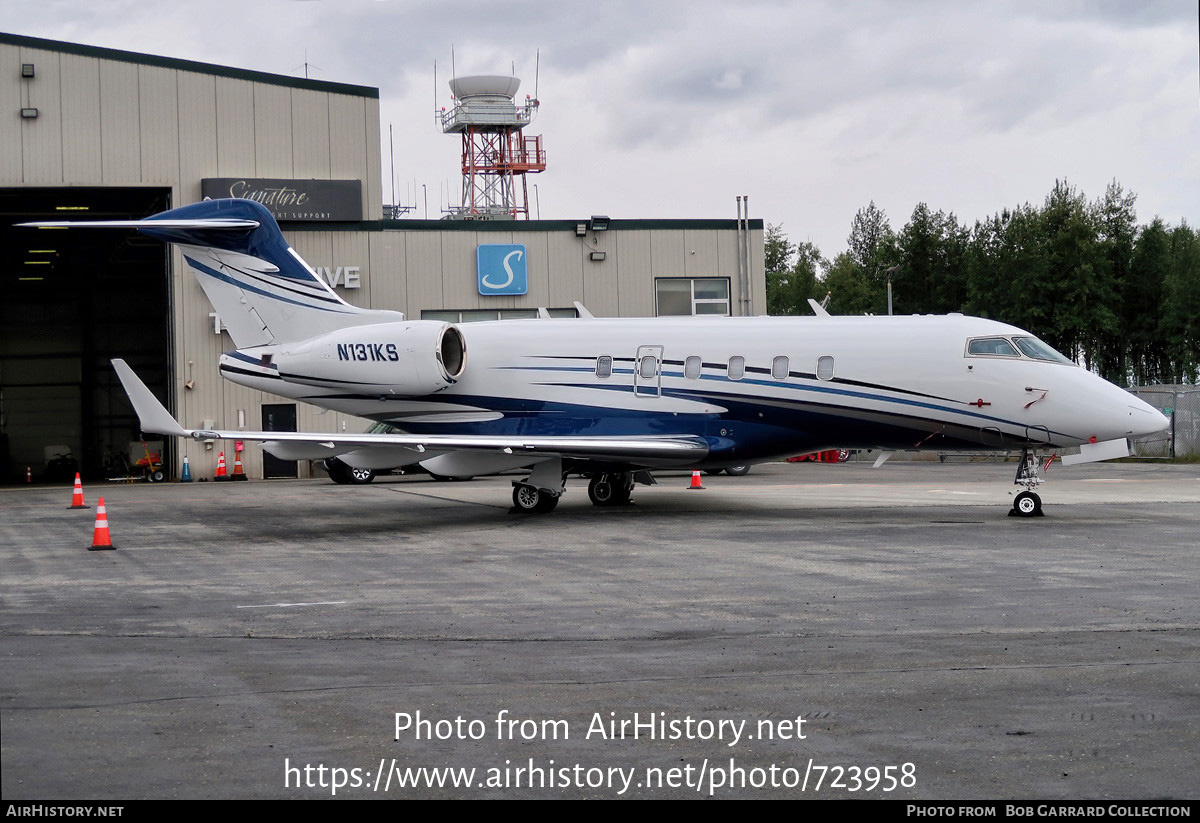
23 199 1168 517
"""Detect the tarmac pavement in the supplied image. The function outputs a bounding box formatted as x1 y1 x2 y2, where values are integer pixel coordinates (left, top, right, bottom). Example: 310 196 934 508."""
1 460 1197 799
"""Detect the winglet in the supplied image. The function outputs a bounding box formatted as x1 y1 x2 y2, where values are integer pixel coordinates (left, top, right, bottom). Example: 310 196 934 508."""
111 359 188 437
573 301 595 319
807 298 830 317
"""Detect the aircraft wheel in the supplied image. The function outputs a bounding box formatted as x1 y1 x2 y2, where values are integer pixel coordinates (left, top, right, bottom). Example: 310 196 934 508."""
324 458 351 484
325 458 375 485
349 466 375 484
588 476 633 506
513 484 559 513
1012 491 1042 517
724 465 751 476
588 477 616 506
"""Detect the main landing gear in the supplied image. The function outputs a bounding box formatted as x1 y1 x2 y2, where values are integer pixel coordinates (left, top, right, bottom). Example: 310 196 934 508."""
1009 448 1050 518
587 473 634 507
512 483 560 513
510 462 654 514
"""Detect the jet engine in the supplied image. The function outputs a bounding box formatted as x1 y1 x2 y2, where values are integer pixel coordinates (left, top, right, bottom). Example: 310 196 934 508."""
272 321 466 395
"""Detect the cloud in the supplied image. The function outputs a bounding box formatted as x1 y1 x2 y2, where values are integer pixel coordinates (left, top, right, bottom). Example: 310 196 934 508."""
1 0 1195 256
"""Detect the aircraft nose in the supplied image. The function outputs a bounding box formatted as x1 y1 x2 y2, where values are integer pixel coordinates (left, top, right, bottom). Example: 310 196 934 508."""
1124 395 1169 438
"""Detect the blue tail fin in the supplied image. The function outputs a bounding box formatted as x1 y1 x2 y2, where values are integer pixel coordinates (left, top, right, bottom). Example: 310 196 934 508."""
140 199 402 347
66 199 398 347
19 198 403 347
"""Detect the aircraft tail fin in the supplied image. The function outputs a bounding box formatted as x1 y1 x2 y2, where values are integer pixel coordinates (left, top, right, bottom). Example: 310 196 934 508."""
21 199 403 348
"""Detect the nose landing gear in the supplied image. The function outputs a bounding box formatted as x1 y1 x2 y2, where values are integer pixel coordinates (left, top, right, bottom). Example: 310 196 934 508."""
1009 448 1052 518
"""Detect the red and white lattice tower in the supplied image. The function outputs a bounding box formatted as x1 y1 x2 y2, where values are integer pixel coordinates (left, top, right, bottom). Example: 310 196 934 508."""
438 75 545 220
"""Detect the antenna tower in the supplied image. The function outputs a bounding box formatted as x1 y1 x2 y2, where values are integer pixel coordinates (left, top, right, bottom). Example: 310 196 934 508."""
436 74 545 219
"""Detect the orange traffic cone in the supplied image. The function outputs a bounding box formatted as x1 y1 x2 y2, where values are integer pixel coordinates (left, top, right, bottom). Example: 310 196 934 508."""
89 496 115 551
69 472 89 509
231 454 247 480
688 470 705 490
214 451 228 481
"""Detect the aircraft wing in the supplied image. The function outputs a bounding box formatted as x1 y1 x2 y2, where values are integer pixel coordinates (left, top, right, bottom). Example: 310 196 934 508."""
112 359 708 464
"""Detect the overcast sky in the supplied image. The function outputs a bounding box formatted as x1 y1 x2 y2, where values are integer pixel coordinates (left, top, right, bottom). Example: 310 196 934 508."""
5 0 1198 258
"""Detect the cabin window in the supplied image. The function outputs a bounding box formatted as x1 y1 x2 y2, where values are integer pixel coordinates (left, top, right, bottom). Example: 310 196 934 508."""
654 277 732 316
772 355 789 380
728 356 745 380
595 355 613 378
684 356 701 379
967 337 1020 357
817 355 835 381
639 355 658 379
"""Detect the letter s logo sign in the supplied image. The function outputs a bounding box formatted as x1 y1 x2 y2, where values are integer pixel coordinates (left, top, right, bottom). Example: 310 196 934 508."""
477 244 528 295
481 249 523 290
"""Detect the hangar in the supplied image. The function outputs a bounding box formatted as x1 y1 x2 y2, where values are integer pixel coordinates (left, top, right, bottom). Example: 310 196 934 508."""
0 32 765 482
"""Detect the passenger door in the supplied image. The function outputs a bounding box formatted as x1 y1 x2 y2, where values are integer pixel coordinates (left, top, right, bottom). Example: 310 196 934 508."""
634 345 664 398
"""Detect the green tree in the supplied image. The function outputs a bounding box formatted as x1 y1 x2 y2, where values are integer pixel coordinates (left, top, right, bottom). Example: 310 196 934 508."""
821 251 875 315
1038 179 1115 364
1162 222 1200 382
966 180 1118 365
766 224 825 315
848 201 894 272
894 203 968 315
765 223 795 315
818 201 897 314
965 204 1049 333
1126 218 1171 384
1092 182 1139 382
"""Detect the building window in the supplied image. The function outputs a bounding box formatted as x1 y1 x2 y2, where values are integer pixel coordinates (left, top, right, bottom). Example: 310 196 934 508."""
421 308 578 323
654 278 731 316
684 355 701 379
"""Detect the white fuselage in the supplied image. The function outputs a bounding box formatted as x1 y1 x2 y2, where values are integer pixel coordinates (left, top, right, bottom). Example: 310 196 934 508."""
219 313 1166 467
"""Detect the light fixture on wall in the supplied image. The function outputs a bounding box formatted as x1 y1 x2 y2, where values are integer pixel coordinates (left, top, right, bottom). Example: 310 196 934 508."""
588 215 609 233
575 223 587 237
589 251 606 262
20 108 38 119
21 64 34 78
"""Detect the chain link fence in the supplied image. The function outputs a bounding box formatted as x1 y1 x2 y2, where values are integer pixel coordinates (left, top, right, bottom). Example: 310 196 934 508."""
1128 387 1199 458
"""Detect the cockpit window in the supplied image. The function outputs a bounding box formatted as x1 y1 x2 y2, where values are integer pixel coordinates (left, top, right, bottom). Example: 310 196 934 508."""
966 335 1076 365
1012 336 1074 364
967 337 1019 357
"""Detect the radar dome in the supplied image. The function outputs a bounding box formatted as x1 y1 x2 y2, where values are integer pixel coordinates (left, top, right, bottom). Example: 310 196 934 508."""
449 75 522 100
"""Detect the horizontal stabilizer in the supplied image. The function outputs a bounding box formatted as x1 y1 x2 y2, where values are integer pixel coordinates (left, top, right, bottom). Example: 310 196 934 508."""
22 199 409 347
18 218 259 230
